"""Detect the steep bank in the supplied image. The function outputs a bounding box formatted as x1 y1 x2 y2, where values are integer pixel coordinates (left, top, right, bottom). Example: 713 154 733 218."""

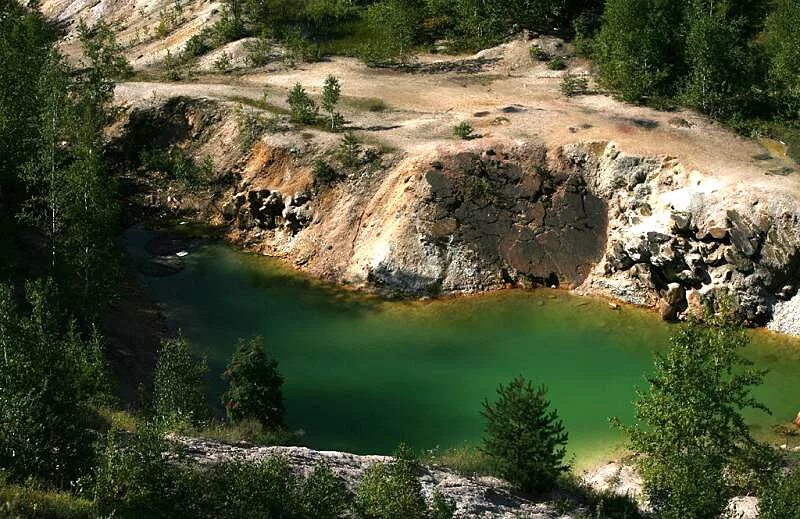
111 92 800 333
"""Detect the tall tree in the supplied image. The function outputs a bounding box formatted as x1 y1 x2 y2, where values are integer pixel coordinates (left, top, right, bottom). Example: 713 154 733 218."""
764 0 800 119
222 336 285 428
681 0 766 119
153 334 209 426
593 0 684 103
0 281 109 487
481 376 568 493
617 312 775 519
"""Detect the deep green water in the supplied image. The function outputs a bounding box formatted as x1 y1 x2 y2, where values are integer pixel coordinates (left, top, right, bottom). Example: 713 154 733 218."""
125 228 800 469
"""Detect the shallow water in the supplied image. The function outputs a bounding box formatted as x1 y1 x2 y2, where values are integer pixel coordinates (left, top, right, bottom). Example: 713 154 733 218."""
124 228 800 469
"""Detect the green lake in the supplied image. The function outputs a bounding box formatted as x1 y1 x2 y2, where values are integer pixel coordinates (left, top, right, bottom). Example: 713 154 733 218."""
125 228 800 469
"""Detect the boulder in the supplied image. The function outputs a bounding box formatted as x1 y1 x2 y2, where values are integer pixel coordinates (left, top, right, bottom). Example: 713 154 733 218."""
727 210 761 258
664 282 686 307
670 211 693 235
795 412 800 428
686 289 705 319
659 299 678 321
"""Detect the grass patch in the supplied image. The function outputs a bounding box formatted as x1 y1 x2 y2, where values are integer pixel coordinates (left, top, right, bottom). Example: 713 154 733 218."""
0 483 95 519
344 96 390 113
424 445 495 477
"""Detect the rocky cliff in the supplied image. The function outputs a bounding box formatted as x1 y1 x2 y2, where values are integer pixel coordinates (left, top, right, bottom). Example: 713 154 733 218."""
114 95 800 333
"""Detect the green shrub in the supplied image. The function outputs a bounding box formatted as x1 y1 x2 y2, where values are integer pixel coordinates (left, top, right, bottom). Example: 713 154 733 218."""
338 131 361 167
162 49 183 81
287 83 318 124
153 334 208 427
547 57 567 71
481 376 568 493
222 336 285 428
321 75 342 130
0 481 95 519
453 122 473 140
530 45 549 61
759 468 800 519
94 422 184 518
139 147 212 189
355 444 429 519
183 34 209 58
561 73 590 97
213 52 232 74
244 36 274 67
295 463 350 519
617 311 773 519
313 159 338 185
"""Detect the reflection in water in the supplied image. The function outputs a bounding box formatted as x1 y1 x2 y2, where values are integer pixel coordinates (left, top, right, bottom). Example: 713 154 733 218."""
123 227 800 469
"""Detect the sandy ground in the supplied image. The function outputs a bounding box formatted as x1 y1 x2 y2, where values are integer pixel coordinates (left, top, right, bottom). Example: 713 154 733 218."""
114 40 798 199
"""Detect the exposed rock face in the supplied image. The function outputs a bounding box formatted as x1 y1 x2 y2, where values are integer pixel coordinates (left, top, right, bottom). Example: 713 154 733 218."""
116 98 800 333
178 438 574 518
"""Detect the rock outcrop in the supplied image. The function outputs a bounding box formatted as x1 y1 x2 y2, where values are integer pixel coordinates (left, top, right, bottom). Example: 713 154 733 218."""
178 438 576 518
115 97 800 333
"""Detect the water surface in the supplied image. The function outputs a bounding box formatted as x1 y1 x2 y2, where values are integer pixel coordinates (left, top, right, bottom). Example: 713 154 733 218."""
125 229 800 468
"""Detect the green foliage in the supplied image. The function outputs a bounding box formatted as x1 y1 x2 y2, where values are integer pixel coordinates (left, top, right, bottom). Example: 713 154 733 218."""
0 480 95 519
481 376 568 493
759 468 800 519
243 36 274 67
764 0 800 119
530 45 549 61
139 147 213 189
183 34 210 58
222 336 285 428
453 122 474 139
162 49 183 81
362 0 422 64
287 83 318 124
547 56 567 71
294 462 350 519
338 131 361 167
213 52 233 73
0 281 109 487
561 73 589 97
617 312 774 519
322 74 342 130
153 334 209 426
313 159 338 185
94 421 184 518
593 0 684 103
424 445 494 477
355 444 429 519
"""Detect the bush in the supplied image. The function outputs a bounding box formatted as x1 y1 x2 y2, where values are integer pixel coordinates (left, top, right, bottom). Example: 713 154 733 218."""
221 336 285 429
183 34 209 58
244 36 275 67
162 49 183 81
561 73 590 97
617 311 774 518
530 45 549 61
0 480 95 519
547 57 567 71
295 463 350 519
213 52 232 74
759 468 800 519
481 376 568 493
312 159 338 185
287 83 318 124
0 282 107 487
153 334 208 426
453 122 473 140
139 147 213 189
354 444 429 519
338 131 361 167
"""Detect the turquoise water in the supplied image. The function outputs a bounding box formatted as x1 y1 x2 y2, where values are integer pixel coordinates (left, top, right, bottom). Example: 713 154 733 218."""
125 229 800 468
